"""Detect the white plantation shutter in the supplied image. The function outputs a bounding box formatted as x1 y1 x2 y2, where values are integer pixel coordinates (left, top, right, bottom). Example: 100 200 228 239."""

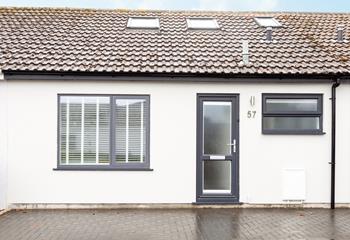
60 103 67 164
115 100 126 162
59 96 110 165
98 99 110 164
115 99 147 163
69 99 82 164
83 97 97 164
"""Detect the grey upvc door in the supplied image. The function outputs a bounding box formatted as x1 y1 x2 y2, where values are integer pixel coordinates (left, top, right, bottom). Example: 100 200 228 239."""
196 94 239 203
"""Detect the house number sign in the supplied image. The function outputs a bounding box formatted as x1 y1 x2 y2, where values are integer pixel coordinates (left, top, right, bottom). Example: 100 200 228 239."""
247 96 256 118
247 110 256 118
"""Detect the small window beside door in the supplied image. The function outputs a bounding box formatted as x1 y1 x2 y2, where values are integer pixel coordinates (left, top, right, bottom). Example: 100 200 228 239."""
262 94 323 134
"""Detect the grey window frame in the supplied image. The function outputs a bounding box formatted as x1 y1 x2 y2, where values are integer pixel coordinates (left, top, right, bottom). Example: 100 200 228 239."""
55 94 151 171
262 93 323 135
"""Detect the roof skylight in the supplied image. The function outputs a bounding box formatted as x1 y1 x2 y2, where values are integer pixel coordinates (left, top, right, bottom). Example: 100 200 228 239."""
127 17 160 29
254 17 282 27
186 18 220 30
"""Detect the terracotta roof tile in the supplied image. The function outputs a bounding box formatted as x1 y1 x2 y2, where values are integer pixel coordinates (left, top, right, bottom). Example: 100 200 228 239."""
1 7 350 76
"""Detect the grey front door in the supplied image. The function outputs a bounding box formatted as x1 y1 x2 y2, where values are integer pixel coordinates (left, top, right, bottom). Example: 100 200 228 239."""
196 94 239 203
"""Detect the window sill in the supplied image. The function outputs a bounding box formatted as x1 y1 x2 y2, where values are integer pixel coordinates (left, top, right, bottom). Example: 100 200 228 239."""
262 131 326 135
192 201 243 205
53 167 153 171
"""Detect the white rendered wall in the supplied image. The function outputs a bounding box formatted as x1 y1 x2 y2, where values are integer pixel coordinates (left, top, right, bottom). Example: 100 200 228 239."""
334 83 350 204
0 80 8 209
3 79 349 205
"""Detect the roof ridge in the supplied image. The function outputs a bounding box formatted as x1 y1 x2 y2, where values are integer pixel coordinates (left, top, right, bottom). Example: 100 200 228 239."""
0 6 349 15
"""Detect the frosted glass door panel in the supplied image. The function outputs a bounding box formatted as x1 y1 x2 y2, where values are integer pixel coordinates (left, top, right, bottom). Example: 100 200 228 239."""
203 161 231 193
203 102 231 156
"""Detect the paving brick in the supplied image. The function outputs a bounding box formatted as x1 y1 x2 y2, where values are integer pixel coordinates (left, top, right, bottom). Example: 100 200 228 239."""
0 209 350 240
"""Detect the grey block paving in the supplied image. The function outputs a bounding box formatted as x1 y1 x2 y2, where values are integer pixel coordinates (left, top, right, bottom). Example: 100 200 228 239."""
0 209 350 240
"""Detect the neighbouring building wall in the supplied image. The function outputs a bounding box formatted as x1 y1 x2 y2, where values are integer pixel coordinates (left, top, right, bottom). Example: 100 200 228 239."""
0 80 8 209
3 79 350 205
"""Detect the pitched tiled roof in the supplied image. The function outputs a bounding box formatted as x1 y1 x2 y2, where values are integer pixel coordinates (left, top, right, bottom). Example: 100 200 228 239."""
0 7 350 76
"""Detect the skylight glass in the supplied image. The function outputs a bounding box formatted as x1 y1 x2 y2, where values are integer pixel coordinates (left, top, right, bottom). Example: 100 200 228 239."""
187 18 220 30
254 17 282 27
127 17 160 29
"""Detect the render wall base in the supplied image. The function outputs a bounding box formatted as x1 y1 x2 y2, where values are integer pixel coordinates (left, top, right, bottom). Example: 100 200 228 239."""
0 209 11 216
8 203 350 210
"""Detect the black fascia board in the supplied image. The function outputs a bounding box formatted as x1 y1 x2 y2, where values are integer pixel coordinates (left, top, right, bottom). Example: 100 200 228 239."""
2 69 349 82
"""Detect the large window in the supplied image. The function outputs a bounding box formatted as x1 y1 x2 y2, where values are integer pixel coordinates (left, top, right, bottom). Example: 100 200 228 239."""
262 94 323 134
58 95 150 170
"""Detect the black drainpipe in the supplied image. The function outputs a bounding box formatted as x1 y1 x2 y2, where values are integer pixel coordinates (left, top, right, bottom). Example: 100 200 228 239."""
330 78 340 209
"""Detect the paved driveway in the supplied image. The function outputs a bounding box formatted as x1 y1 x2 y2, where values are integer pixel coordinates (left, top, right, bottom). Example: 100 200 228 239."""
0 208 350 240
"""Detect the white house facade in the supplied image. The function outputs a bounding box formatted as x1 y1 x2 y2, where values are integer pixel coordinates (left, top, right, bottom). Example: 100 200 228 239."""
0 8 350 210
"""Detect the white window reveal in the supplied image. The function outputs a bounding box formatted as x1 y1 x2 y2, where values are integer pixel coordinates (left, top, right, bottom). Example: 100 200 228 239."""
127 17 160 29
187 18 220 30
254 17 282 27
58 95 150 170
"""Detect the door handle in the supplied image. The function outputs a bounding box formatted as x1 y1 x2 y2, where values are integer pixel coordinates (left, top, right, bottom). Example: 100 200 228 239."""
227 139 237 153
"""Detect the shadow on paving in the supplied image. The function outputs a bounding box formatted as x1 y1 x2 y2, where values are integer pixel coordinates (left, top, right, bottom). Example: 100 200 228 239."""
0 208 350 240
